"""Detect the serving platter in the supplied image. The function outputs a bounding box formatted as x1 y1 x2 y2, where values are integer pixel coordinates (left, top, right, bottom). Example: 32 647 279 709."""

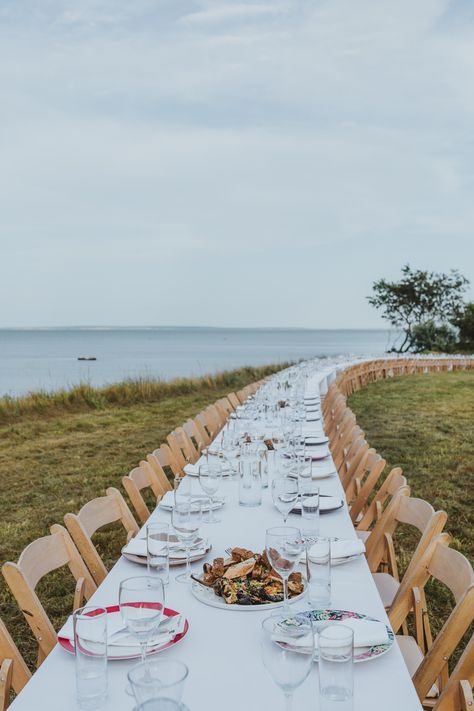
191 578 306 612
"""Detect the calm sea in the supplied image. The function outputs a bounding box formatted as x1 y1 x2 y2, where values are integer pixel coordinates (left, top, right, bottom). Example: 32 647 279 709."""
0 327 392 397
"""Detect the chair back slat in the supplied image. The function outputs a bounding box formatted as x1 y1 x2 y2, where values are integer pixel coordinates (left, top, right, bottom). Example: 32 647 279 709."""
64 488 138 585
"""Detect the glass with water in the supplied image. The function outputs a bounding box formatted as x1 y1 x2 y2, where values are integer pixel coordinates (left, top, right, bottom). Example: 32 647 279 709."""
147 522 169 585
319 624 354 710
306 537 331 606
74 606 108 710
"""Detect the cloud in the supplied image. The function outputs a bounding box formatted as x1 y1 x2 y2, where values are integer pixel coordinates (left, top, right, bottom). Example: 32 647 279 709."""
0 0 473 327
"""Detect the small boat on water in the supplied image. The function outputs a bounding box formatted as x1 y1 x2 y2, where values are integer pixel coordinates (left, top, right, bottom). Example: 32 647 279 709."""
77 356 97 361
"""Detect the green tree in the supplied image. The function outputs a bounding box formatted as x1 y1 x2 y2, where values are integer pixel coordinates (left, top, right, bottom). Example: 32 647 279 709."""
367 264 469 353
451 302 474 352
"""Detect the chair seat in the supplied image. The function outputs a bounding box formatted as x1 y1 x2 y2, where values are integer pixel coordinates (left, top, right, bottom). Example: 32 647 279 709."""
396 635 439 698
373 572 400 608
357 530 370 543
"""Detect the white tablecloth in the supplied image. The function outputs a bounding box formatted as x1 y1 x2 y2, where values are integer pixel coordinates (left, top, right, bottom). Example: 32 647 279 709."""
10 365 422 711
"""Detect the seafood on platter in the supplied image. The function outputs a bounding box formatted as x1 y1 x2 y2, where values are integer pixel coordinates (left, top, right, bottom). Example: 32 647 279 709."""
192 547 304 606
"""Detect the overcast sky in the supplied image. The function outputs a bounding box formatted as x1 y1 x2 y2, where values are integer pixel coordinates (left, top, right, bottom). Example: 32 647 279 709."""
1 0 474 329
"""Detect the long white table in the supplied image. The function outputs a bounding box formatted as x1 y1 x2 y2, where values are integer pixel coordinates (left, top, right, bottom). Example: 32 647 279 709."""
10 364 423 710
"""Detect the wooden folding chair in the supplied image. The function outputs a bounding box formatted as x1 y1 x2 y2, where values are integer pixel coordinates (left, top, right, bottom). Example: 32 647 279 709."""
227 392 240 410
167 430 193 469
0 618 31 710
189 416 211 449
346 451 387 523
337 434 369 485
356 467 408 540
147 443 183 482
366 495 448 610
2 525 97 664
182 419 206 456
433 633 474 710
122 462 166 525
64 488 139 585
389 535 474 707
216 398 233 418
333 424 366 473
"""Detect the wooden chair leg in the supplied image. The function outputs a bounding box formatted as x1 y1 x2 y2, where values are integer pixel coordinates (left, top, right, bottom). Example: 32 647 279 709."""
0 658 13 711
73 577 86 611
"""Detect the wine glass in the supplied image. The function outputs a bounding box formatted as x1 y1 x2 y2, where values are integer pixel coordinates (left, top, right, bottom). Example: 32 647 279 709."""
119 576 165 664
171 501 201 583
199 462 222 523
265 526 304 618
260 615 314 711
271 478 299 524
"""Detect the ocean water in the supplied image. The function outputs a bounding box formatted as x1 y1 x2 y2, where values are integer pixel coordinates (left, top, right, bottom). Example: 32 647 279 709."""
0 327 392 397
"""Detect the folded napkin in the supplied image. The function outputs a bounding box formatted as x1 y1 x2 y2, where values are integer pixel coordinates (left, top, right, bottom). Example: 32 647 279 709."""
59 613 185 649
272 617 388 651
184 462 232 476
307 539 365 561
159 491 223 511
311 462 337 479
292 496 342 513
122 537 207 559
319 618 389 648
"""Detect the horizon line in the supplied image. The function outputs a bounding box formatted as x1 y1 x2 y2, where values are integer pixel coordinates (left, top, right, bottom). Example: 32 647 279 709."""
0 324 393 332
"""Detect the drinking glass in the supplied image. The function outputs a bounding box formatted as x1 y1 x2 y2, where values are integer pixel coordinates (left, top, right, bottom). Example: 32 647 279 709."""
128 659 188 705
265 526 304 618
73 606 108 710
147 523 169 585
238 457 262 507
306 537 331 607
171 500 201 583
299 481 320 542
199 462 222 523
260 616 313 711
119 576 165 664
319 624 354 710
271 478 299 524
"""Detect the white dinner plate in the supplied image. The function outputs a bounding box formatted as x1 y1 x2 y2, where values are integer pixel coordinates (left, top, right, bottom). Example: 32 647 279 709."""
191 579 306 611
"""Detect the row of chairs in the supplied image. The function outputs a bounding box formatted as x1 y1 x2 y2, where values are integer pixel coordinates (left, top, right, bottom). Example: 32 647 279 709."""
0 380 263 708
323 360 474 711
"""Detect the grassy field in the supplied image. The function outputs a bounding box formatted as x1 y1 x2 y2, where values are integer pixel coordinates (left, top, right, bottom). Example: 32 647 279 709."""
348 370 474 645
0 364 286 667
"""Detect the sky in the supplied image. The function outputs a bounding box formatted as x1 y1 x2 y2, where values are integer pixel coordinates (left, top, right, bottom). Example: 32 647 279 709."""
1 0 474 329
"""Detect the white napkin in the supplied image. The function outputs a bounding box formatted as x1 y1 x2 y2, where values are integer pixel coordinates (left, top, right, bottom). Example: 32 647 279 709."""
273 618 388 651
59 614 185 649
320 619 389 648
158 491 223 511
311 463 337 479
293 496 342 513
184 462 232 476
306 539 365 561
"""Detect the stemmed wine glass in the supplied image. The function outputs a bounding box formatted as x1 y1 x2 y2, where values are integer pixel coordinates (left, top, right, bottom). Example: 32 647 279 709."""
265 526 304 619
171 501 202 583
260 616 314 711
271 478 299 524
199 461 222 523
119 576 165 664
